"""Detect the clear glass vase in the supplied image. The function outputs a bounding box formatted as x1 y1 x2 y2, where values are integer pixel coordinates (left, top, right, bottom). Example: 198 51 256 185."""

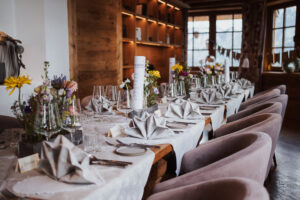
33 99 62 141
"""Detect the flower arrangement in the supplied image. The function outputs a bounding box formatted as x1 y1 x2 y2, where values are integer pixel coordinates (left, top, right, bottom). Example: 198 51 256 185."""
4 61 78 143
171 62 192 96
144 60 161 107
204 63 224 76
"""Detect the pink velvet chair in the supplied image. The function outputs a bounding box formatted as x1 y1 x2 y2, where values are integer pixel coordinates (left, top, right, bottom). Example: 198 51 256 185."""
254 84 286 97
214 113 282 178
239 89 280 111
227 102 282 123
148 177 269 200
0 115 23 133
152 132 272 194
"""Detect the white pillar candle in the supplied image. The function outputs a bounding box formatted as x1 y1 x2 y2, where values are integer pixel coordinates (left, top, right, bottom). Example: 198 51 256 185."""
224 59 230 83
133 56 146 110
169 57 175 84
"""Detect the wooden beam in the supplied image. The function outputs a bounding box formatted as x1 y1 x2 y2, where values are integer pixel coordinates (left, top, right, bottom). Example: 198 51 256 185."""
188 6 242 13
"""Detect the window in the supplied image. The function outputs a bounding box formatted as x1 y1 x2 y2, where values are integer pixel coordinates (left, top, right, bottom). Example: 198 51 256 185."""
187 13 242 67
187 16 210 67
216 14 242 67
271 6 297 67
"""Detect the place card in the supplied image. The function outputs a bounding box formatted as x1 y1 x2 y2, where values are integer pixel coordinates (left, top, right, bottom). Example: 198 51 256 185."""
108 125 122 138
169 57 175 83
15 153 39 173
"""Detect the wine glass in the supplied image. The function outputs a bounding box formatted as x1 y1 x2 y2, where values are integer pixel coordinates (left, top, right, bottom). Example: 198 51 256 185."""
117 90 132 119
62 98 82 144
34 99 62 141
92 85 105 101
106 85 118 104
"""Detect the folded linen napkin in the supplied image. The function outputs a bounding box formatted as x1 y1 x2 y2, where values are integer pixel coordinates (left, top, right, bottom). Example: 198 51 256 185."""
165 99 202 119
216 84 232 99
124 112 174 139
39 135 103 185
196 89 223 104
85 96 113 113
237 78 252 89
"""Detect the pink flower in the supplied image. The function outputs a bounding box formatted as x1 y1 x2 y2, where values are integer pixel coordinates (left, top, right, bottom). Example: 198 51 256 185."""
66 81 78 93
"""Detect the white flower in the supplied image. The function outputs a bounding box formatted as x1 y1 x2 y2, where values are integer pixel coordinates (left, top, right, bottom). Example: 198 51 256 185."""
120 82 125 89
188 74 193 79
125 78 130 84
144 81 149 86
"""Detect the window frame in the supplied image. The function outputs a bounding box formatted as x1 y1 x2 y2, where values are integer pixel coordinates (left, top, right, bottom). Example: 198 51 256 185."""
187 10 243 68
265 2 299 71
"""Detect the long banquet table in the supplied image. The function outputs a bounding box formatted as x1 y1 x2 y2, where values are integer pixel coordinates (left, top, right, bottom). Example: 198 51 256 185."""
0 86 254 200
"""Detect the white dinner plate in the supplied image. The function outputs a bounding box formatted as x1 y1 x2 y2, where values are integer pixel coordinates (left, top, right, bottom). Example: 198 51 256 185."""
166 122 188 129
115 146 147 156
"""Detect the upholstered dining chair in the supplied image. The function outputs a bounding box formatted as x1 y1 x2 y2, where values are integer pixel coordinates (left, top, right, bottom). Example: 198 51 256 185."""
81 95 92 108
239 89 280 111
246 94 288 120
0 115 22 133
227 102 282 123
152 132 272 194
214 113 282 178
254 84 286 97
148 177 270 200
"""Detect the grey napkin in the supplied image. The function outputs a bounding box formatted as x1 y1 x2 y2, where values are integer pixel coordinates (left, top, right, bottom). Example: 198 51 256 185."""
124 112 174 139
197 89 223 104
85 96 113 114
216 84 232 99
165 99 202 119
39 135 103 185
237 78 252 89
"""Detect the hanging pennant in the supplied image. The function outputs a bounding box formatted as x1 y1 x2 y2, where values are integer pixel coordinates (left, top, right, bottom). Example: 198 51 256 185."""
217 46 221 52
289 50 295 60
282 51 288 62
232 52 237 60
274 53 280 63
226 49 231 57
221 48 225 55
236 53 241 60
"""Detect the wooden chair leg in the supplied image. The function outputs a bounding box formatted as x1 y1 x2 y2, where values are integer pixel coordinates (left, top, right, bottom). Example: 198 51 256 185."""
273 153 277 168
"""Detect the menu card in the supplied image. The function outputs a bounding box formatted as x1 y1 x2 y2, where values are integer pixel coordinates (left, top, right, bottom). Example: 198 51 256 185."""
169 57 175 83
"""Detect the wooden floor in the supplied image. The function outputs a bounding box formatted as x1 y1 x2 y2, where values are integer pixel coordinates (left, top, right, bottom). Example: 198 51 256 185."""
265 120 300 200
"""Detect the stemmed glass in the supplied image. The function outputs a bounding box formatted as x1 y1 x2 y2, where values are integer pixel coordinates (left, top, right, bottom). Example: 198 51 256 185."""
62 98 82 144
34 100 62 141
93 85 105 101
106 85 118 104
117 90 132 119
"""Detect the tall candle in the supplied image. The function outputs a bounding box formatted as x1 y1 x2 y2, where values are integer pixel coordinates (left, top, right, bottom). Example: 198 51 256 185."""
169 57 175 83
133 56 146 110
224 59 230 83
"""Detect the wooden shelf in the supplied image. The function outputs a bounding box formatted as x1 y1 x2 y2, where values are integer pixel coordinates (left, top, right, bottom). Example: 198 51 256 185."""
121 0 185 80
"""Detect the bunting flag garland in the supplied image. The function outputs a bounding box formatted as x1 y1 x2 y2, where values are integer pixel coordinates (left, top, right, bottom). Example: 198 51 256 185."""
221 48 225 55
226 49 231 57
282 52 288 61
218 46 221 52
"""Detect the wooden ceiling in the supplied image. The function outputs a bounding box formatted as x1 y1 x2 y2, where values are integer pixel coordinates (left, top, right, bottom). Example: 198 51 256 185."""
181 0 243 12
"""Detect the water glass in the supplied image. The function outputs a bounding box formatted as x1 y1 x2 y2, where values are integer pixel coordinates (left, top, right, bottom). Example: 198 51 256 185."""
202 76 207 88
106 85 119 103
93 85 105 100
177 81 186 97
168 83 177 97
83 133 96 153
117 90 132 118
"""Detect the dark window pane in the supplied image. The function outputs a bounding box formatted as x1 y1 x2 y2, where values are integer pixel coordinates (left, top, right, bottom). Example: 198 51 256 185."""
272 48 282 67
217 15 233 32
194 50 209 67
273 8 284 28
233 14 243 31
194 16 209 33
233 32 242 49
233 49 241 67
194 33 209 50
284 27 295 47
285 6 297 27
216 32 232 49
272 29 283 48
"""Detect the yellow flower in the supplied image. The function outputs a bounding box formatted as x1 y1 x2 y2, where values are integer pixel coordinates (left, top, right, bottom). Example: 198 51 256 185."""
171 64 183 73
4 75 32 95
210 65 213 69
148 70 161 78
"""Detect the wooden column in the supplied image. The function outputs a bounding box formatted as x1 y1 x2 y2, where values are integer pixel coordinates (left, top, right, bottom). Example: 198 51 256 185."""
68 0 123 98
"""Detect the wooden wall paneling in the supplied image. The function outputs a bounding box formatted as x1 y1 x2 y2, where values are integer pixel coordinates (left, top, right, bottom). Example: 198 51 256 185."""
122 14 135 39
158 24 167 43
68 0 78 81
167 26 175 44
147 0 158 18
123 0 136 11
75 0 123 99
147 21 158 42
158 2 167 22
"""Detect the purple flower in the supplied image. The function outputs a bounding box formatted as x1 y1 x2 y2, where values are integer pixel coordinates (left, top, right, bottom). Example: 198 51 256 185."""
51 74 67 90
179 71 188 76
24 106 32 114
153 88 159 95
66 88 72 98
